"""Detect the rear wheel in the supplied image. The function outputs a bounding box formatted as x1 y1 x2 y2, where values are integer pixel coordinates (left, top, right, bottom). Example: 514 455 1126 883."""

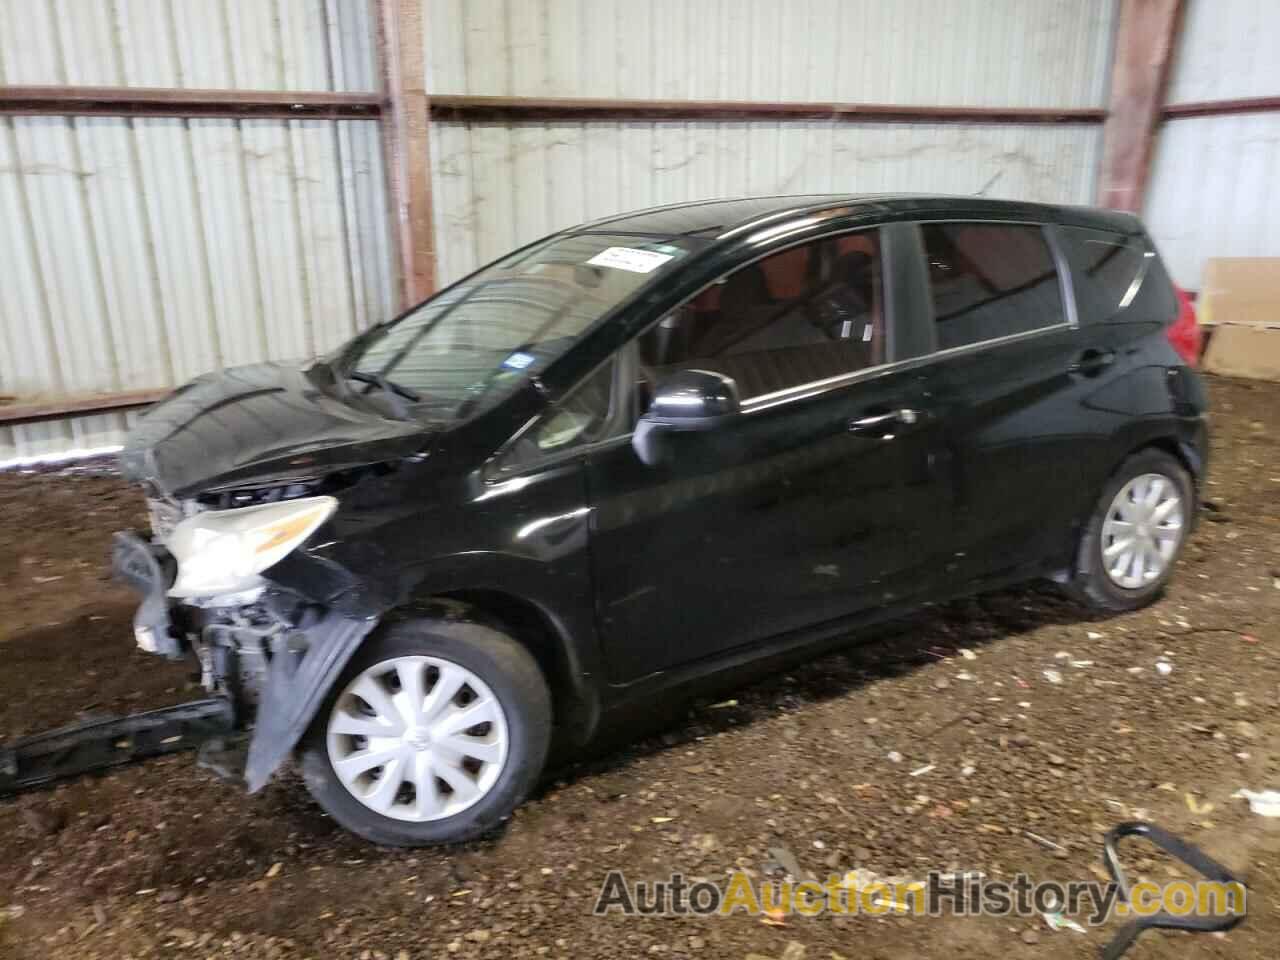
299 617 551 846
1066 448 1193 612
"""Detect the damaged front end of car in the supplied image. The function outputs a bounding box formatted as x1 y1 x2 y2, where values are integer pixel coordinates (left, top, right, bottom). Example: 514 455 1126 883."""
91 364 440 794
110 488 379 791
110 446 422 792
3 477 383 800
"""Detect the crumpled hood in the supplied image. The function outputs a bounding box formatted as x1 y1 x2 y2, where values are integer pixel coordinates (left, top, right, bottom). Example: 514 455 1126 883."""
119 363 434 498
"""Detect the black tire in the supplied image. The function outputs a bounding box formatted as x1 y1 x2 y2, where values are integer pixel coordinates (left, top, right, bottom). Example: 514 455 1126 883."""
1066 448 1194 613
299 616 552 846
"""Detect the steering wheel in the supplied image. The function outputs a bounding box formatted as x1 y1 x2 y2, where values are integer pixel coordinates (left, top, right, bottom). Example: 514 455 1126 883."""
806 284 869 338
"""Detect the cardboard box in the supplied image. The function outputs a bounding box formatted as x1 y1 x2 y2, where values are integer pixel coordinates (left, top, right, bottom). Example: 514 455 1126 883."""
1203 324 1280 382
1198 258 1280 328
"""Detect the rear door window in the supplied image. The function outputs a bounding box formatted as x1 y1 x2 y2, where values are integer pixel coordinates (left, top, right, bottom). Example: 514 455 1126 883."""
921 223 1065 350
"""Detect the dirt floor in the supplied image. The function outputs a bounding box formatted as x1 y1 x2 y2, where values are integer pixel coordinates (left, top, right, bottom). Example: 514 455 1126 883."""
1 374 1277 960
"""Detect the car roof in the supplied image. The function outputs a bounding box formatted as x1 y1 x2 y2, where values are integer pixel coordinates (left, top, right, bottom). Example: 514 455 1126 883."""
571 193 1141 241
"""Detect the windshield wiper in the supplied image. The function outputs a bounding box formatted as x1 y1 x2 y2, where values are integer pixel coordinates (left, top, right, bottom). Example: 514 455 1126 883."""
347 371 421 419
349 371 421 402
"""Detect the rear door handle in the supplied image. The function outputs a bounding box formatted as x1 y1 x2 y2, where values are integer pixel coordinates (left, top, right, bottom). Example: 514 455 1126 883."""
848 408 919 437
1069 349 1116 376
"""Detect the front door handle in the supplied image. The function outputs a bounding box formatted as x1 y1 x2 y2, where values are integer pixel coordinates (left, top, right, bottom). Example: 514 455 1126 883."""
1069 349 1116 376
848 408 919 438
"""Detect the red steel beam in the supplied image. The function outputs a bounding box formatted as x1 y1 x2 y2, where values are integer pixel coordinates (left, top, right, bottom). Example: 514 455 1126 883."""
1162 95 1280 119
0 85 382 120
0 87 1110 127
377 0 438 307
0 389 169 426
428 95 1107 125
1098 0 1186 211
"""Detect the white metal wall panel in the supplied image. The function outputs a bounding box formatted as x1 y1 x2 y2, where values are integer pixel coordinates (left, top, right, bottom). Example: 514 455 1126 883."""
425 0 1116 108
0 1 390 461
1145 114 1280 290
1167 0 1280 104
428 120 1102 286
0 0 377 91
1143 0 1280 290
0 116 394 461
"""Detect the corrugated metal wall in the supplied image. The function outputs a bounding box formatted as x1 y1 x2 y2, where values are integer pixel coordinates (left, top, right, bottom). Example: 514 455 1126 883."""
425 0 1114 106
425 0 1116 286
0 0 378 90
1164 0 1280 103
1144 0 1280 289
0 0 395 461
429 121 1103 286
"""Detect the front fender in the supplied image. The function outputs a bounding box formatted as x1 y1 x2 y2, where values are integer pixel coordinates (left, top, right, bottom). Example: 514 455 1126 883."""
245 548 604 791
398 550 605 743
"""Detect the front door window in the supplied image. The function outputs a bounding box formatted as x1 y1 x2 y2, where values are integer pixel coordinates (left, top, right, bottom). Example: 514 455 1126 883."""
638 231 886 400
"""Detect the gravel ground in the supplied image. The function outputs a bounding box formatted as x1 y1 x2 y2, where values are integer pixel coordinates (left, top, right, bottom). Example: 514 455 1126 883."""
1 374 1277 960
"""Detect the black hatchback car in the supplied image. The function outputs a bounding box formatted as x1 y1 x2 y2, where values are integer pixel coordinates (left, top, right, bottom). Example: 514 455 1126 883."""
115 195 1207 845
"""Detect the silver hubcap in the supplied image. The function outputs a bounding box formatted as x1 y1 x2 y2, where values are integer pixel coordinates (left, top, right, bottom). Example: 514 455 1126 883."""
1101 472 1185 590
326 656 510 822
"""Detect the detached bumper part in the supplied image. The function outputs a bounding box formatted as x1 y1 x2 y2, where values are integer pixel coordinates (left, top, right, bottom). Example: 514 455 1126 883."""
244 611 379 792
0 698 234 798
112 531 184 660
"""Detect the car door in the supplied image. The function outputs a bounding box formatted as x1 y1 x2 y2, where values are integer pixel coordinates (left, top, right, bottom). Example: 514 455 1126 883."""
584 225 953 684
906 220 1091 585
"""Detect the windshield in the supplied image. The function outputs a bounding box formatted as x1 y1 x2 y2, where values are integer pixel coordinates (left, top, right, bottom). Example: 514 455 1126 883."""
335 233 693 419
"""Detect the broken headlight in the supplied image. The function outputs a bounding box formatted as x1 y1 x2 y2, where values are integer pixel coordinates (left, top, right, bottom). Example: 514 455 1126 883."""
165 495 337 598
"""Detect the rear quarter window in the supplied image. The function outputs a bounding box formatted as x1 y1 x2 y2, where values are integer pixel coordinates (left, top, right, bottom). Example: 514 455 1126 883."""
1058 226 1176 325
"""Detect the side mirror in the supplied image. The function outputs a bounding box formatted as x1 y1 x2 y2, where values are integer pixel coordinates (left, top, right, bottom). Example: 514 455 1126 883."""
632 369 741 466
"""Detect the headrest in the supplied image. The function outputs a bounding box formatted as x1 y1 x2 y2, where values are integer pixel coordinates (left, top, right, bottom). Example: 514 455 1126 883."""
718 264 770 318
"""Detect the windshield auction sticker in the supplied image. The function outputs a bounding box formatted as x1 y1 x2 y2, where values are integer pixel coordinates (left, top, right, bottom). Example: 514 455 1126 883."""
586 246 674 273
501 351 536 370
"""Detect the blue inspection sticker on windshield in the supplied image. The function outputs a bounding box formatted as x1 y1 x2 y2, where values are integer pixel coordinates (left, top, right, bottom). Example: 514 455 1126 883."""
502 351 536 371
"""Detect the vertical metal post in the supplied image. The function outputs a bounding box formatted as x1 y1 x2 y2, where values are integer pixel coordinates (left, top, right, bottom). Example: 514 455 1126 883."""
1098 0 1185 212
377 0 438 308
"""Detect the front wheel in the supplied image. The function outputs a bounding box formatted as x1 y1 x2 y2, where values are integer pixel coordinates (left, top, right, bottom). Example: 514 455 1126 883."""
1066 448 1194 613
299 616 552 846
